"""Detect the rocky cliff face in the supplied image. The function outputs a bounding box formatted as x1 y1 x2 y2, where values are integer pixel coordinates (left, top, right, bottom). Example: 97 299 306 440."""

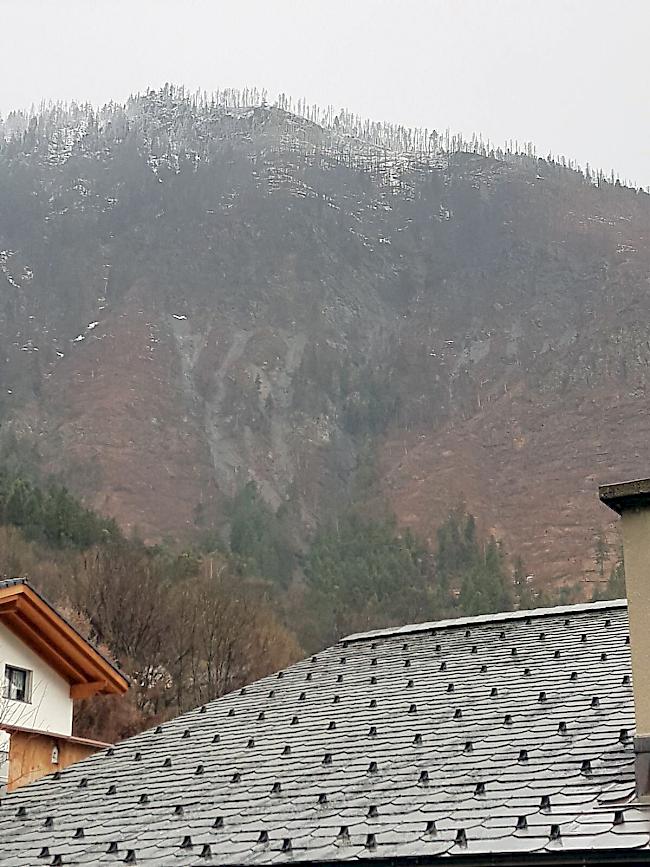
2 88 650 587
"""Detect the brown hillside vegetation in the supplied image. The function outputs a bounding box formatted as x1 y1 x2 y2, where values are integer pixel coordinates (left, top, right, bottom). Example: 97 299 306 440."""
380 385 650 594
40 295 216 540
2 89 650 591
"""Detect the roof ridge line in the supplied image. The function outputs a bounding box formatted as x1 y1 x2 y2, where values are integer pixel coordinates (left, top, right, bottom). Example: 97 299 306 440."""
342 598 627 642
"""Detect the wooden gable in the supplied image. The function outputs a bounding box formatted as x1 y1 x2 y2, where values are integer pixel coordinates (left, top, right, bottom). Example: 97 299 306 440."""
0 582 128 699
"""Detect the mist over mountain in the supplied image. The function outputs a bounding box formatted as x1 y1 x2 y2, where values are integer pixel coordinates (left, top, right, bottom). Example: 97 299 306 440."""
2 85 650 594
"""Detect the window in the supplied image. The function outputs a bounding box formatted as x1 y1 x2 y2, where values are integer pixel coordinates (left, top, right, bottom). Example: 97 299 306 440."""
3 666 31 703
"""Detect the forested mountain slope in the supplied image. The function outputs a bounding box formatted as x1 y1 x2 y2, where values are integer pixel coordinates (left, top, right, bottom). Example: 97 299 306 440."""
1 86 649 592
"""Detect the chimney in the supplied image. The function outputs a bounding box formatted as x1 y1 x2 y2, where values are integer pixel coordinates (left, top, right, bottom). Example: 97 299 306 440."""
599 478 650 798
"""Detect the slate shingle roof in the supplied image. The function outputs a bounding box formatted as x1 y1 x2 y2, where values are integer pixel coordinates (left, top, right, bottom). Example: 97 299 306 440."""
1 599 650 865
0 578 28 591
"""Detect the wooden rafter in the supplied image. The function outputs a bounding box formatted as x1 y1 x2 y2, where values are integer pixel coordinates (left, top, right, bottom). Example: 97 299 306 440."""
0 583 128 698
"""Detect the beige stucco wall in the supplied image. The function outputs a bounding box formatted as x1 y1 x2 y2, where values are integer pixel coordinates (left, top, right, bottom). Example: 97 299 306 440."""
619 507 650 735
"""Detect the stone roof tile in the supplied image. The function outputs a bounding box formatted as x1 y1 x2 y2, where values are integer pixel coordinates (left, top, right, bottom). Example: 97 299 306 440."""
0 600 649 864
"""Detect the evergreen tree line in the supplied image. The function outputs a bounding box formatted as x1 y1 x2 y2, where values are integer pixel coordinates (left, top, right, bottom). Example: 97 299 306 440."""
0 465 594 745
1 85 645 191
0 468 122 549
221 484 533 650
591 529 626 602
0 467 297 744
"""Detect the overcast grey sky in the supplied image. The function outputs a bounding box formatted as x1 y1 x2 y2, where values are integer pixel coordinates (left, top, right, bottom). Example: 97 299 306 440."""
1 0 648 184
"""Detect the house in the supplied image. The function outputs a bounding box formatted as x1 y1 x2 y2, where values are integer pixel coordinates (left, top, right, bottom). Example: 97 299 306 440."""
1 480 650 865
0 578 129 793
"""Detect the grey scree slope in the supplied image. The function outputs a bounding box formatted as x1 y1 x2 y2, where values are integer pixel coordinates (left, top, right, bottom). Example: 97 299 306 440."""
2 601 650 866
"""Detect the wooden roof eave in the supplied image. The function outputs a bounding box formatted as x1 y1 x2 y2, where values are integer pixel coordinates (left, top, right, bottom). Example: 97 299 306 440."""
0 585 128 697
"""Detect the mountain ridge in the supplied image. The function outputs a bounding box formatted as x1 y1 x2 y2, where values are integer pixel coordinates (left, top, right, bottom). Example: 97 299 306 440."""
2 86 650 593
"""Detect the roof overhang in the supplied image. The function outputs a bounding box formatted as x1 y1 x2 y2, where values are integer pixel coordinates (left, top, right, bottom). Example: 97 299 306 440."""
599 477 650 514
0 583 128 698
0 723 111 749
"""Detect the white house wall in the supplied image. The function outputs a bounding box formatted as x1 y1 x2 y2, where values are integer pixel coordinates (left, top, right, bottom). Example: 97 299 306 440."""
0 623 73 736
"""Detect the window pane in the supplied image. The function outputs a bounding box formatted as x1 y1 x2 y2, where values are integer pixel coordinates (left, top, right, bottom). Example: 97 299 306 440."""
4 667 28 702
